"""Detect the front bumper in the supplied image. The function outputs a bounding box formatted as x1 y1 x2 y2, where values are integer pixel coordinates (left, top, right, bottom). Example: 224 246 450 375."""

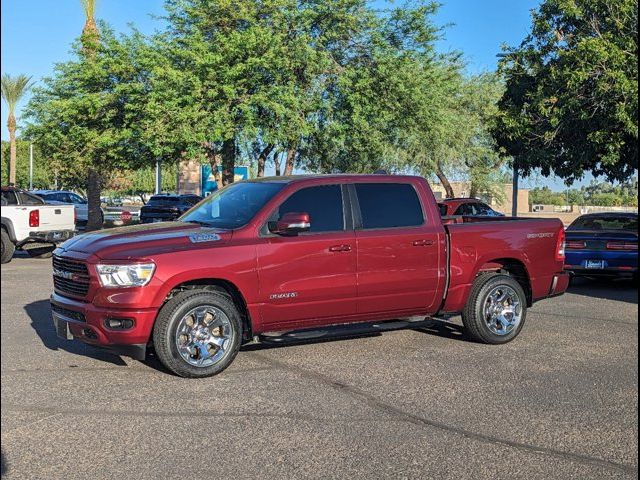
50 292 158 360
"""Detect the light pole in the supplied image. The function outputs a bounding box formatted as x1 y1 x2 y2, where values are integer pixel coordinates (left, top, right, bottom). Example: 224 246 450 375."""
29 143 34 190
155 160 162 195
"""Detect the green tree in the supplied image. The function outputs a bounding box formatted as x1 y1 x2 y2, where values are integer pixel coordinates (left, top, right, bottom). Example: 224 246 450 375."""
494 0 638 184
1 74 33 185
0 140 52 189
24 27 153 224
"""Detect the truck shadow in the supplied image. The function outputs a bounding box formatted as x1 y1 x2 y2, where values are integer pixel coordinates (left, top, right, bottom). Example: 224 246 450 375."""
242 317 468 352
1 449 7 477
24 300 127 366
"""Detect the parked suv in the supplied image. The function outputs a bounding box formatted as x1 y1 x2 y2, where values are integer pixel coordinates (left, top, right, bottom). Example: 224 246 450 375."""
139 194 203 223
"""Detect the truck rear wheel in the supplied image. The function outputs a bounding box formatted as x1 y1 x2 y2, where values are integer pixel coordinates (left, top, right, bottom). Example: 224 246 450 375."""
1 229 15 264
152 290 242 378
462 273 527 344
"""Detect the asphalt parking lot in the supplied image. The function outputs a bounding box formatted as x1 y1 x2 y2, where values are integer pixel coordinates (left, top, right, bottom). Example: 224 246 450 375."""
1 256 637 479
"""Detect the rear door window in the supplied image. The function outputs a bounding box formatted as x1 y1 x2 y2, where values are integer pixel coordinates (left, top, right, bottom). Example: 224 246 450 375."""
1 190 18 205
355 183 424 229
276 185 344 233
18 191 45 205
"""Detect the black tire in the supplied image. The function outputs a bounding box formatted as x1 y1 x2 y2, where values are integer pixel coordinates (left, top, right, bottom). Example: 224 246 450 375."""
1 229 15 264
26 246 56 259
462 273 527 344
152 290 242 378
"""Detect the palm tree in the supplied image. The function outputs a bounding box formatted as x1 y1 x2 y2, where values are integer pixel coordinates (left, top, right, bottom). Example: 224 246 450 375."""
80 0 103 230
1 74 33 185
80 0 99 49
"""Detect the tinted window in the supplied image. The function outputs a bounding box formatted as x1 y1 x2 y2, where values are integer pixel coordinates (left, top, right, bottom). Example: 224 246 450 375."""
355 183 423 229
1 190 17 205
569 215 638 231
454 203 474 216
276 185 344 233
69 193 87 204
18 192 45 205
183 195 202 205
148 196 182 205
181 182 286 229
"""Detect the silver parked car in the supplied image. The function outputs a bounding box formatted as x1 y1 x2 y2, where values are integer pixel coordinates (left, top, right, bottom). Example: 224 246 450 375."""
31 190 103 228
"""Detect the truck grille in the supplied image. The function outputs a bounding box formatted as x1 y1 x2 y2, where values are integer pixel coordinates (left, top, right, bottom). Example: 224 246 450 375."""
52 255 90 298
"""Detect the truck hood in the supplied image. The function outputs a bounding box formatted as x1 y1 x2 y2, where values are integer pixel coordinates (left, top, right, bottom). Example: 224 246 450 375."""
58 222 232 261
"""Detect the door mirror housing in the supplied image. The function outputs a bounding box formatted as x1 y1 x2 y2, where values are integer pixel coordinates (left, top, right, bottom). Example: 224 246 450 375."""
271 212 311 235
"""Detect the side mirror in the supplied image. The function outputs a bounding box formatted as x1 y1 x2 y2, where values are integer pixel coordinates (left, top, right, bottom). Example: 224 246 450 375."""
272 212 311 235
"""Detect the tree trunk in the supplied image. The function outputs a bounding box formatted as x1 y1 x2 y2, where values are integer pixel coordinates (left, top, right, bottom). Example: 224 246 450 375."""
274 151 282 176
435 160 454 198
8 114 17 185
512 160 519 217
257 143 275 178
221 138 235 186
204 144 223 189
469 183 478 198
284 147 296 176
86 169 103 231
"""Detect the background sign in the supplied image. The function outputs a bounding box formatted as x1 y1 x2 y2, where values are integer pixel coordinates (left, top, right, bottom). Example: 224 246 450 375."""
201 165 250 196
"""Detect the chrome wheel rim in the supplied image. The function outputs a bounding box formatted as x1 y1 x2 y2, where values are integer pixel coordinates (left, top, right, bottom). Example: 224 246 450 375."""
483 285 522 336
175 305 233 367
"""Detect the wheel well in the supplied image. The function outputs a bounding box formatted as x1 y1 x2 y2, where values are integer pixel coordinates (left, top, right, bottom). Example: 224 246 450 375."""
165 279 253 341
477 259 532 306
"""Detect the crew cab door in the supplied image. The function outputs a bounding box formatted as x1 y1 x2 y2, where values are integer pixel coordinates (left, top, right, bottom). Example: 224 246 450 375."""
351 182 444 315
257 184 357 327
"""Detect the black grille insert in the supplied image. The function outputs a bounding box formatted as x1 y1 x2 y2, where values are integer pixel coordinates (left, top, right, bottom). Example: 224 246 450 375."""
51 304 86 323
52 255 90 297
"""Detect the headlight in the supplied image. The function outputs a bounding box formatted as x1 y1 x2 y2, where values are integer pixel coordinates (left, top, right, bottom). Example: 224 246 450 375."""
96 263 156 288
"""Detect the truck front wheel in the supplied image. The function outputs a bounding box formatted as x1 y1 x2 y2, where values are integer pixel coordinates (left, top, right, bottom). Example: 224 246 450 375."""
152 290 242 378
1 229 15 264
462 273 527 344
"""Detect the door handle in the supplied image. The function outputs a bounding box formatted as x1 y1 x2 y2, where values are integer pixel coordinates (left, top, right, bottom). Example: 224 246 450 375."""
329 244 352 252
413 239 434 247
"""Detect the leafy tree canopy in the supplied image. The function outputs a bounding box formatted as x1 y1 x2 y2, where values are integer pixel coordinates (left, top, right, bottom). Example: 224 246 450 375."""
494 0 638 184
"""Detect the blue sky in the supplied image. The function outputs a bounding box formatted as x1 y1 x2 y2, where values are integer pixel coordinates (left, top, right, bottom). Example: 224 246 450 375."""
1 0 593 189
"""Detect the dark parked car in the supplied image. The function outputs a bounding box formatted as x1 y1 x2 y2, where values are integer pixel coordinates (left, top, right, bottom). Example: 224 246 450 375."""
438 198 505 217
564 212 638 280
139 194 203 223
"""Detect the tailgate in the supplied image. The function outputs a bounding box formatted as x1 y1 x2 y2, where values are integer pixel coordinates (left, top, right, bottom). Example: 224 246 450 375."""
34 205 75 230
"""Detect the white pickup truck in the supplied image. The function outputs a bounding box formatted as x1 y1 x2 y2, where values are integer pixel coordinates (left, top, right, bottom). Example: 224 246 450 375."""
1 187 75 264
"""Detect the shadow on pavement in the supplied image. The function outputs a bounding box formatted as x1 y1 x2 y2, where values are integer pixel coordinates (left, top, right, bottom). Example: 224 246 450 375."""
242 317 468 352
568 276 638 304
1 449 7 477
24 300 127 366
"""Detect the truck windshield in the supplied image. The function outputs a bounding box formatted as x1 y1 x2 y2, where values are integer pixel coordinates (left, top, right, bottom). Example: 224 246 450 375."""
180 182 285 229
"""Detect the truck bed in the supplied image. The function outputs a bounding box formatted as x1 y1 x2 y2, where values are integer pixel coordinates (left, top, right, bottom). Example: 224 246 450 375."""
440 216 566 313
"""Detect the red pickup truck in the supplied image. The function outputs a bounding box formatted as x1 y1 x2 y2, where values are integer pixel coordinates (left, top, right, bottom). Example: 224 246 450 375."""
50 175 569 378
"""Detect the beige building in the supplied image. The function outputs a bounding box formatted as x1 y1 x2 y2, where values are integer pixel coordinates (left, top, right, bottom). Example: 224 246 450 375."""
430 181 530 215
